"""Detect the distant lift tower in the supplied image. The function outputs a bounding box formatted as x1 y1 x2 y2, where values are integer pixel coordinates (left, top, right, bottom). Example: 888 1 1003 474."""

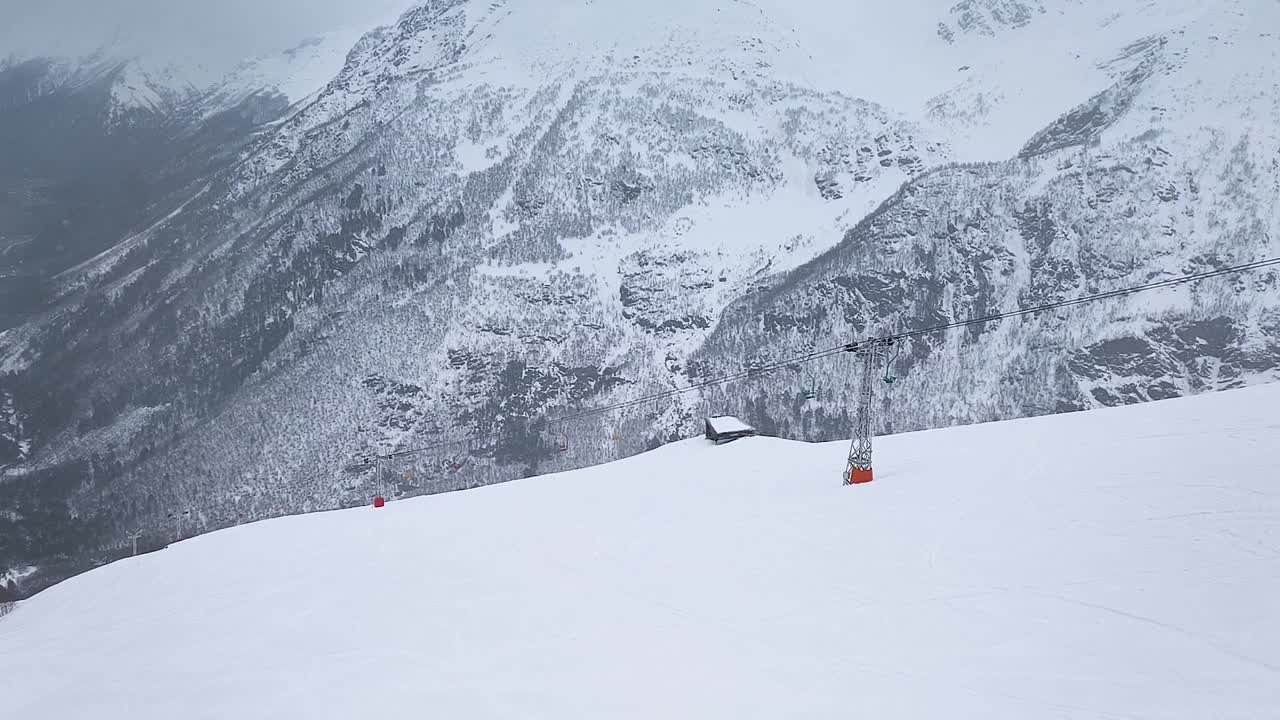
843 338 897 485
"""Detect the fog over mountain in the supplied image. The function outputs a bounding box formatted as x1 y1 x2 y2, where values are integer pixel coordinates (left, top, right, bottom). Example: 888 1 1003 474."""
0 0 415 78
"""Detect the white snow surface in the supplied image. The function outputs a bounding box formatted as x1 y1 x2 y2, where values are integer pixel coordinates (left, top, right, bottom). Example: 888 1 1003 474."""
3 383 1279 718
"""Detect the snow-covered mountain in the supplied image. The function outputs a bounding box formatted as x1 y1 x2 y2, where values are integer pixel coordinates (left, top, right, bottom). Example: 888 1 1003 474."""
196 30 372 119
1 0 1277 599
699 11 1280 436
2 384 1278 718
0 31 371 328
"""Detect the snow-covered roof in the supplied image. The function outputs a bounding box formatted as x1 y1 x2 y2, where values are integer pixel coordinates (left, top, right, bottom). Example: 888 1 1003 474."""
706 416 755 435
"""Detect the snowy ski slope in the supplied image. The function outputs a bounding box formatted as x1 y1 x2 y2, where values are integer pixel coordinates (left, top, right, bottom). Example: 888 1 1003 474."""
2 383 1279 718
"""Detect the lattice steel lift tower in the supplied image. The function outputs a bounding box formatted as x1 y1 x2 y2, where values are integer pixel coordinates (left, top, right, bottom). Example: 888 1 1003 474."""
843 338 897 485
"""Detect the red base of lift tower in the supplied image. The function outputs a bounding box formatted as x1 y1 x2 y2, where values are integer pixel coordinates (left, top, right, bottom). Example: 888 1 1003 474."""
848 468 874 485
373 496 386 508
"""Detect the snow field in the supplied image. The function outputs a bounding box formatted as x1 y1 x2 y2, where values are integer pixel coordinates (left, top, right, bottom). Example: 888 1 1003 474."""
2 383 1278 719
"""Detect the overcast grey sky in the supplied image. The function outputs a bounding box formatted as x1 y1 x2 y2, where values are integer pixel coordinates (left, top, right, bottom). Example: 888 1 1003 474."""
0 0 417 70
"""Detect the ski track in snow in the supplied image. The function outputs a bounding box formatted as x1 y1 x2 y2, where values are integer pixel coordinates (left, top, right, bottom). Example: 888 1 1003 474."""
1 383 1278 719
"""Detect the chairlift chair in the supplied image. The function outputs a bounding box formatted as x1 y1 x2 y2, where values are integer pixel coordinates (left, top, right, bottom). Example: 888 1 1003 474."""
883 340 901 384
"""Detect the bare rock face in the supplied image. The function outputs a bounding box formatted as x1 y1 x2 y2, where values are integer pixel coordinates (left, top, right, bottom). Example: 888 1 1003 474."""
938 0 1051 42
